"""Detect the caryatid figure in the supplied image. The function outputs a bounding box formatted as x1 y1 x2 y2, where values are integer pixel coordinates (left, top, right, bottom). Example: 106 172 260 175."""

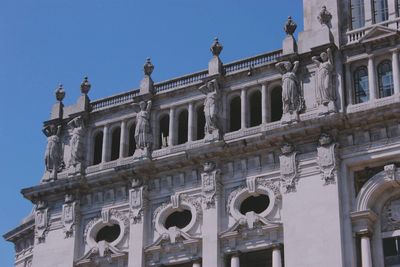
43 124 62 180
199 79 221 135
133 100 153 151
67 117 85 170
275 61 300 115
312 48 336 113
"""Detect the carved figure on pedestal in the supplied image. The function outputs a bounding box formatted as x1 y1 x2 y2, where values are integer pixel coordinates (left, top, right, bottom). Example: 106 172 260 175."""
42 124 63 181
199 79 222 140
317 133 338 185
68 117 85 173
312 48 336 115
132 100 153 158
275 61 302 124
279 143 298 193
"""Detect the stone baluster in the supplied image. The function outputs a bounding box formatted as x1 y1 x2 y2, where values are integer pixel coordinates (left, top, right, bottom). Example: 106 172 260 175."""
368 55 377 100
101 124 109 163
261 83 268 123
188 102 194 142
392 49 400 95
169 108 176 147
230 253 240 267
272 244 283 267
119 120 127 158
359 231 373 267
241 88 247 129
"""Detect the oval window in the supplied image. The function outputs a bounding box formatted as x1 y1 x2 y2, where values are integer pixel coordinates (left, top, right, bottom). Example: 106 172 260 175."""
239 194 270 215
95 224 121 243
164 210 192 229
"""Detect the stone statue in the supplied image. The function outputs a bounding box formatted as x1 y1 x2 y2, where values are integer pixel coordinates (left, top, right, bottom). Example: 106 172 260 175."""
132 100 153 158
42 124 63 180
199 79 221 139
67 117 85 172
318 6 332 26
275 61 301 124
312 48 336 114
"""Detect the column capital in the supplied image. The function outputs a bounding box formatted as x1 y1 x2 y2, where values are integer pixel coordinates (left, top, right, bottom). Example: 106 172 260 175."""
270 243 283 250
356 230 372 238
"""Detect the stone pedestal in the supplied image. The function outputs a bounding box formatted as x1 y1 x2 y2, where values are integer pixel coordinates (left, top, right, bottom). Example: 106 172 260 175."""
133 147 151 160
205 129 222 142
283 35 297 55
281 111 299 125
298 26 331 53
140 76 154 95
50 102 63 120
208 56 223 76
317 101 336 116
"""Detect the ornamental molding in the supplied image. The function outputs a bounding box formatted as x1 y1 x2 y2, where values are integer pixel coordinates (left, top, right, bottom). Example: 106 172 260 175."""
317 134 338 185
200 161 221 209
34 203 49 244
129 185 147 224
382 197 400 232
83 208 129 249
279 143 299 193
61 200 78 238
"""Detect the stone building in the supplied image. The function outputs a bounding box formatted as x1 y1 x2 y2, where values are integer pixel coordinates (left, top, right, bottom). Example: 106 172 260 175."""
5 0 400 266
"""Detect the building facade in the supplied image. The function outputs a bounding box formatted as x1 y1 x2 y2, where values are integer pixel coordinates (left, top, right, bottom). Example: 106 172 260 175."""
5 0 400 266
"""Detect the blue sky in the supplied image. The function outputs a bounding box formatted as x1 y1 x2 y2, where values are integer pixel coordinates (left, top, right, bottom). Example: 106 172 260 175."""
0 0 303 265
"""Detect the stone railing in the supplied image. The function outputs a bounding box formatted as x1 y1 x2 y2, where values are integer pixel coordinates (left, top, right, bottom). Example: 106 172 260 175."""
154 70 208 93
224 49 282 74
346 18 400 44
91 89 140 111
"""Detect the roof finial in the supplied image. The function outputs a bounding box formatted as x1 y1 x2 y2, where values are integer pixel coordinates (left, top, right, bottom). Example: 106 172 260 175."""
55 83 65 102
80 76 91 95
284 16 297 35
210 37 223 57
144 58 154 76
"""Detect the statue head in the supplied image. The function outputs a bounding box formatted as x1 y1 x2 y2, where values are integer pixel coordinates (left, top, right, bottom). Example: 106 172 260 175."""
139 101 146 110
320 52 328 62
319 133 333 146
203 161 216 172
284 62 293 72
281 142 294 155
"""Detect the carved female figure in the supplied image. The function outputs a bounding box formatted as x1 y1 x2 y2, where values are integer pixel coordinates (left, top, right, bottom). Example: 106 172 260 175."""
134 100 153 150
312 48 335 108
275 61 300 114
43 124 62 177
68 117 85 168
199 79 221 134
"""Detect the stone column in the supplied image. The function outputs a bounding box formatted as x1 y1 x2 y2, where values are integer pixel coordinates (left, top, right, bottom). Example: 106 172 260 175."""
101 124 109 163
241 88 247 129
272 244 283 267
119 120 127 158
392 49 400 95
188 102 194 142
360 231 373 267
168 108 175 147
261 83 268 124
368 55 377 100
345 63 354 105
230 254 240 267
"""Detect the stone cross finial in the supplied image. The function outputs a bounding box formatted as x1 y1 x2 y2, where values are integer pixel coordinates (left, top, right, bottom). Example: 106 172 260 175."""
284 16 297 35
80 76 91 95
210 37 223 57
318 6 332 25
55 84 65 102
143 58 154 76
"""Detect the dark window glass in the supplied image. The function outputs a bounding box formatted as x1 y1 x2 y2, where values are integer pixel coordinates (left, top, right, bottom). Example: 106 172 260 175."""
128 124 136 156
229 96 241 132
93 132 103 165
164 210 192 229
95 224 121 243
373 0 389 23
378 60 394 98
383 237 400 266
196 105 205 140
271 87 283 122
110 127 121 161
249 90 262 127
351 0 365 29
353 66 369 104
240 195 270 215
178 110 188 145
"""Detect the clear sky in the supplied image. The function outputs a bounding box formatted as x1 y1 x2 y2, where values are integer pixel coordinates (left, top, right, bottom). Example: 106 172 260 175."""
0 0 303 265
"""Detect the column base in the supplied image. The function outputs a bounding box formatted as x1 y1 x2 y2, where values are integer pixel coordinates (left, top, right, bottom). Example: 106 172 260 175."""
133 147 152 160
281 111 299 125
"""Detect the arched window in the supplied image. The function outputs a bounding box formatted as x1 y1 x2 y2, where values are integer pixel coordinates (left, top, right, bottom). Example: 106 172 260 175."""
196 105 205 140
350 0 365 29
353 66 369 104
178 110 188 145
249 90 262 127
110 127 121 161
270 87 283 122
93 132 103 165
373 0 389 23
229 96 241 132
378 60 394 98
398 0 400 17
159 115 169 149
128 123 136 156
